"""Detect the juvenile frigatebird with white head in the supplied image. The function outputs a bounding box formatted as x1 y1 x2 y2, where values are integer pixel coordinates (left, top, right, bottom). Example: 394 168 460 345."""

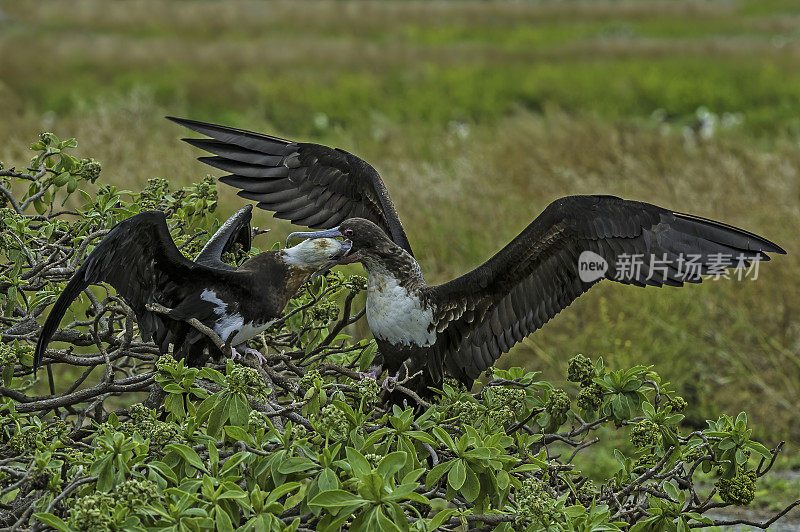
33 205 350 371
169 117 785 393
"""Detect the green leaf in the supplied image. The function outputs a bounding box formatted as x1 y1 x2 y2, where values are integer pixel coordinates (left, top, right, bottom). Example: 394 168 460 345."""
460 465 480 502
317 468 339 492
497 469 510 491
33 513 71 532
448 459 466 491
148 460 179 485
309 489 365 508
428 509 459 530
426 460 454 489
663 481 679 500
345 447 372 478
224 425 253 446
376 451 407 479
278 456 318 475
745 441 773 459
166 443 208 472
215 507 234 532
228 393 251 426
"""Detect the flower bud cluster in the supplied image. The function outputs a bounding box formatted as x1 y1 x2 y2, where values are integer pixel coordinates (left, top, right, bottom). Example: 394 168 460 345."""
633 454 658 472
716 469 757 506
364 453 381 468
488 386 526 410
576 480 598 505
226 365 268 402
9 431 37 453
567 354 595 385
452 400 484 426
630 420 660 449
488 406 515 427
300 369 321 390
577 384 603 411
310 301 339 323
139 178 170 211
122 404 179 447
546 388 570 427
194 176 218 204
69 479 159 531
345 275 368 292
356 377 381 405
289 423 309 442
221 242 248 265
665 395 687 413
69 492 115 532
515 478 558 525
155 353 179 376
0 341 19 366
316 404 349 440
116 479 158 508
79 158 101 182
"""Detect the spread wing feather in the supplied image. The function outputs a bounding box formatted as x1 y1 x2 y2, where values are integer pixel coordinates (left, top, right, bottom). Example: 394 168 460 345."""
428 195 785 383
34 212 222 370
167 116 414 256
195 205 253 270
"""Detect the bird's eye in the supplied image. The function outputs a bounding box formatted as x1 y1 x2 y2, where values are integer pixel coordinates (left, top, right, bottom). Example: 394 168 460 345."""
343 229 354 237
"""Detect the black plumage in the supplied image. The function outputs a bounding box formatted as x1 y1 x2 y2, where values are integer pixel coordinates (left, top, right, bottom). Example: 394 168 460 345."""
167 116 413 256
34 206 350 370
170 118 784 393
290 196 784 392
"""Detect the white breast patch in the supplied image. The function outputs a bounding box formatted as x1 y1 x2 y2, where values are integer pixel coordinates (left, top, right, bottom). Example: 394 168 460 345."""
200 289 276 347
365 273 436 347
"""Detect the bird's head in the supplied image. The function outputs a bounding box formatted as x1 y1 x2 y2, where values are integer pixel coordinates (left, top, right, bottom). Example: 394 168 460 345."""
287 218 402 271
281 237 352 275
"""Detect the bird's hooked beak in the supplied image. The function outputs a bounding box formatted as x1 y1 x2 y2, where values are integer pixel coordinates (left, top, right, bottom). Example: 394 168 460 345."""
287 227 344 246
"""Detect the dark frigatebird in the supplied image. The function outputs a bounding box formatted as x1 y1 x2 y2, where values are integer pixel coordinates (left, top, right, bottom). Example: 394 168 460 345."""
33 205 350 370
169 118 785 392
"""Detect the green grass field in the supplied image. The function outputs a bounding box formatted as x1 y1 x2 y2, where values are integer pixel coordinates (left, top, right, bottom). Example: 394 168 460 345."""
1 0 798 475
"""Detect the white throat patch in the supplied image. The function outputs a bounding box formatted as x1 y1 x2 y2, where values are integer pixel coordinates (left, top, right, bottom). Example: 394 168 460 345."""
365 270 436 347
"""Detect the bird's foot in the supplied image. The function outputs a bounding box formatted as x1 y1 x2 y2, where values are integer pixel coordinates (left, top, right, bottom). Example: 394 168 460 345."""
358 370 379 380
230 346 243 362
230 346 267 365
382 374 399 392
241 346 268 365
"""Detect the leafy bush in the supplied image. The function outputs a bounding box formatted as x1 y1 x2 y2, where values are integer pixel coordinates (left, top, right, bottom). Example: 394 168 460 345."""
0 135 797 531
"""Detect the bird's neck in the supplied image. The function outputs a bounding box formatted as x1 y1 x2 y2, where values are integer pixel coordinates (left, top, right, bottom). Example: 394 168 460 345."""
362 248 426 293
238 252 317 310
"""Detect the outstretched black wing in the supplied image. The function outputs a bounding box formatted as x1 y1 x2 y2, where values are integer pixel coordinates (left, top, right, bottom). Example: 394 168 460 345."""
34 211 221 370
195 205 253 270
428 195 785 384
167 116 414 256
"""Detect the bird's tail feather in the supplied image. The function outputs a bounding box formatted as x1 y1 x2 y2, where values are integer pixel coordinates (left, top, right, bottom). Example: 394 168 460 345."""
33 271 93 371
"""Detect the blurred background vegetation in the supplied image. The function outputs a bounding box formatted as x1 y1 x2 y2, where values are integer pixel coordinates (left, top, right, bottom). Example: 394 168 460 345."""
0 0 797 472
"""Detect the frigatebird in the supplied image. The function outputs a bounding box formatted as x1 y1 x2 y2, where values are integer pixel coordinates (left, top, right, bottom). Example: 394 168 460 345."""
169 118 785 392
33 205 350 370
